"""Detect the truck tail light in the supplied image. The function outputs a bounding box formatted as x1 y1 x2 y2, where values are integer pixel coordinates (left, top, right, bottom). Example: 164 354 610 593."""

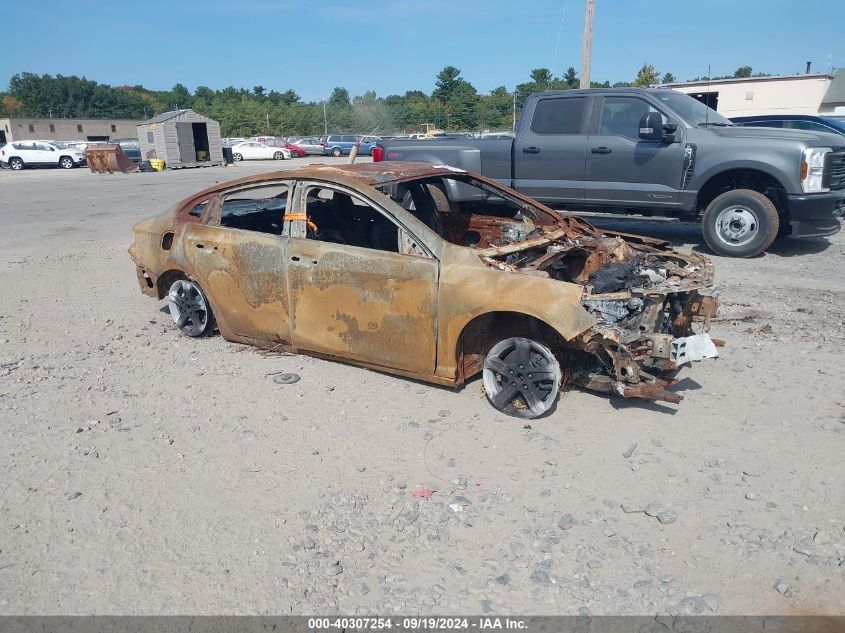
372 146 384 162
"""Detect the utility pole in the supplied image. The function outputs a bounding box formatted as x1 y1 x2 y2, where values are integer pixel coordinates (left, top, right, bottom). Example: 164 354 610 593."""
512 90 517 132
322 101 328 136
579 0 595 89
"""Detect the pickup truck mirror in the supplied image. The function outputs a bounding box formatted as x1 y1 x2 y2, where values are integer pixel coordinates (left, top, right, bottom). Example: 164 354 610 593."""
639 112 663 141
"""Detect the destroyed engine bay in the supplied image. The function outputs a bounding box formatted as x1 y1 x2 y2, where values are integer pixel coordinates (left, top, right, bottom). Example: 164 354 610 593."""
391 173 721 404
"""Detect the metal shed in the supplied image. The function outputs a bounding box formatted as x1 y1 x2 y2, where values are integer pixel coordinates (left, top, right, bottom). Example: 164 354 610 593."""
137 109 223 169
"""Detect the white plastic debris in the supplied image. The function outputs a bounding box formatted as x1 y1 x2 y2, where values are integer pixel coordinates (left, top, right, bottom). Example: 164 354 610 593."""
670 333 719 364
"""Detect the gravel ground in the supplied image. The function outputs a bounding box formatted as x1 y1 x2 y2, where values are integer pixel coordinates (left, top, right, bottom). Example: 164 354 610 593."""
0 158 843 616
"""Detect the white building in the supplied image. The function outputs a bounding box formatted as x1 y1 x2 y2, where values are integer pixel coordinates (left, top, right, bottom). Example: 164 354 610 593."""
664 69 845 117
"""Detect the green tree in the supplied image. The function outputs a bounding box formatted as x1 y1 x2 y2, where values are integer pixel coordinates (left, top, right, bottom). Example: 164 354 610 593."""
447 81 479 130
530 68 553 89
478 86 513 130
734 66 753 78
633 63 659 87
562 66 579 88
432 66 463 103
661 72 677 84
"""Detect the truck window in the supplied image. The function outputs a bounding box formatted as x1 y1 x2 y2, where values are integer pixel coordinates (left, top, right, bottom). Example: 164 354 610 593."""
787 120 829 133
599 97 666 139
530 97 587 135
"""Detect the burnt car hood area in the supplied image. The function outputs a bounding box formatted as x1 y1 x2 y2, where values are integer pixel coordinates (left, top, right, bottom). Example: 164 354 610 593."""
129 162 719 418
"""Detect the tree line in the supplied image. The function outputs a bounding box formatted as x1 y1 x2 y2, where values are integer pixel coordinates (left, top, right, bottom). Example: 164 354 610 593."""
0 64 767 137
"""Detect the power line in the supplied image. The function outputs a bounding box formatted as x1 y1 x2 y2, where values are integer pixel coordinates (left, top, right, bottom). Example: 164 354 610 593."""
551 0 570 74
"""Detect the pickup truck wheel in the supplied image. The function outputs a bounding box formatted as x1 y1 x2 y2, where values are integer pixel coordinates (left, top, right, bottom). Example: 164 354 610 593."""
482 337 562 419
702 189 778 258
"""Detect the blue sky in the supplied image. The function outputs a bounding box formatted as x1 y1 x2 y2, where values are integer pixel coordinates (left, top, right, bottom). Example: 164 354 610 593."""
2 0 842 101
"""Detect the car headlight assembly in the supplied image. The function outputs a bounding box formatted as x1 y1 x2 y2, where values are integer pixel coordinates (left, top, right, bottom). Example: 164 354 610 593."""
800 147 831 193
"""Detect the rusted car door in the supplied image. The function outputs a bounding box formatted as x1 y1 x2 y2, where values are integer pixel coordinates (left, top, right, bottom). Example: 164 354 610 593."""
182 186 293 345
285 183 439 375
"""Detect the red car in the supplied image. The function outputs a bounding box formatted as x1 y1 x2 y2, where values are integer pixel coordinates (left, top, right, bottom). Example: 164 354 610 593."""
263 138 305 157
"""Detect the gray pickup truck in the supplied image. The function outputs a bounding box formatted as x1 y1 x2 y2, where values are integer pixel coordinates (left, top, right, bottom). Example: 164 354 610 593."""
376 88 845 257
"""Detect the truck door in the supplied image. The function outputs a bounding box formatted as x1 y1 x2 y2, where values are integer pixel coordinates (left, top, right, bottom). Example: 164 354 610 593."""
513 95 589 205
585 95 685 208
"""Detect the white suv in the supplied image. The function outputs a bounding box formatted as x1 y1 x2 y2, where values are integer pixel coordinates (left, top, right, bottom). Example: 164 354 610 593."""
0 140 86 170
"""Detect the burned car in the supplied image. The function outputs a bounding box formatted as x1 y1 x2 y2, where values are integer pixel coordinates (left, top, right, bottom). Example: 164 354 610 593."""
129 162 719 418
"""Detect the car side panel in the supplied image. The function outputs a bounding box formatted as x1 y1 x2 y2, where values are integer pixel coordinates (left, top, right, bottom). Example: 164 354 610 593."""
181 223 292 345
435 245 597 381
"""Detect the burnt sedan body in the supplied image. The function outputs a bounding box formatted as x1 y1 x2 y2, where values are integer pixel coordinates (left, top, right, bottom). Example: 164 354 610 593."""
129 162 719 418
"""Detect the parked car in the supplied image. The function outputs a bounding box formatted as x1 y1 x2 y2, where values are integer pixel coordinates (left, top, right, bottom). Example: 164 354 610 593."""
113 138 141 163
261 138 305 157
230 141 290 161
731 114 845 137
0 140 86 170
290 136 324 155
128 162 719 419
322 134 380 157
222 137 246 147
378 88 845 258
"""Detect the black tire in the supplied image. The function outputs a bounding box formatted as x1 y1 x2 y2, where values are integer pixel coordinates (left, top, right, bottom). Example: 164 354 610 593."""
701 189 779 258
9 157 24 170
233 153 243 162
331 147 342 157
273 151 284 160
165 279 216 338
59 156 75 169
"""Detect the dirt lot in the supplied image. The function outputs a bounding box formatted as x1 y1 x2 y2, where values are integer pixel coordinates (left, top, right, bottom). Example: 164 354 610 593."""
0 158 843 616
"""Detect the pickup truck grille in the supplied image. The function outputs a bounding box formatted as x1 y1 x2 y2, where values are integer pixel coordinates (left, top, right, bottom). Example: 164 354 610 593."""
825 151 845 190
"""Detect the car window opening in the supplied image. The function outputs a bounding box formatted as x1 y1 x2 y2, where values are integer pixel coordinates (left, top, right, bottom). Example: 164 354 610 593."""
304 186 399 253
218 186 290 235
378 176 554 249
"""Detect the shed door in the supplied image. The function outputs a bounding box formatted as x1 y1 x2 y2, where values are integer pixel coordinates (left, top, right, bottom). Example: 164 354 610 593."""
175 123 195 163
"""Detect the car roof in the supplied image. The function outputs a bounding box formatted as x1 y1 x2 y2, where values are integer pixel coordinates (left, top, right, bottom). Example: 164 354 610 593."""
175 162 476 211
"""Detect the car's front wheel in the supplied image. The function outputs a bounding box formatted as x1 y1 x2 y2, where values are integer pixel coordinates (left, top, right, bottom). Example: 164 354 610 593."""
273 151 284 160
701 189 779 258
233 153 243 161
482 337 562 419
166 279 215 338
331 147 342 157
9 157 24 170
59 156 75 169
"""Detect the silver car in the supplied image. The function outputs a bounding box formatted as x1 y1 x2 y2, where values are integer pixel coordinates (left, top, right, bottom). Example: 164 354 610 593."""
291 136 324 155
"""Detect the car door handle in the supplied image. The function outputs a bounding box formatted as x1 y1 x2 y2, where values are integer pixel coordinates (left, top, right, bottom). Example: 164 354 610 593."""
591 146 612 154
522 146 541 154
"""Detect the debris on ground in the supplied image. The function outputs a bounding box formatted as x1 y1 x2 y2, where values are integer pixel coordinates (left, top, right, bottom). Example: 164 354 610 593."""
270 372 301 385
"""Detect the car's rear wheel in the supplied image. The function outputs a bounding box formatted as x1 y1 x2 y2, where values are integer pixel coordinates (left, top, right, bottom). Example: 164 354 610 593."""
59 156 74 169
701 189 779 258
166 279 215 338
482 337 562 419
331 147 342 157
233 153 243 161
273 151 283 160
9 157 24 170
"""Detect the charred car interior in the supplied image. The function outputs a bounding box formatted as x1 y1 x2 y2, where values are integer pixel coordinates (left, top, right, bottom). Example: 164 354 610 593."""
129 162 720 419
